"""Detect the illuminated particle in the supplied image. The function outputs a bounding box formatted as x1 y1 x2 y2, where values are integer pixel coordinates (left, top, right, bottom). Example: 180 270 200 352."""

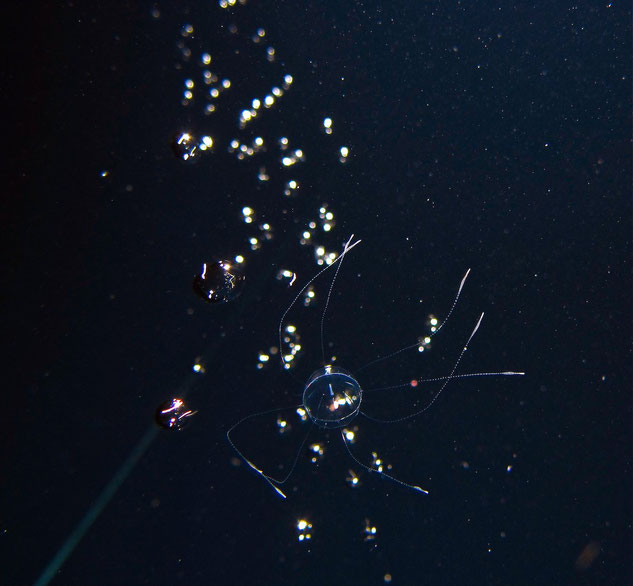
302 286 315 306
283 179 299 197
363 518 378 541
276 269 297 287
276 415 291 434
201 53 212 65
417 335 432 352
219 0 247 8
371 452 386 473
296 407 308 422
155 398 197 430
339 145 350 163
192 261 245 304
192 360 206 374
342 427 356 443
242 206 254 224
309 443 325 463
346 469 360 487
322 117 333 135
257 167 269 182
296 518 312 542
199 135 213 151
172 132 203 163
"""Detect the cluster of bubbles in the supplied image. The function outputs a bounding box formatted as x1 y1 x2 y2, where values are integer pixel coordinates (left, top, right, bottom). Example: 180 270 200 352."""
155 4 449 544
159 7 362 456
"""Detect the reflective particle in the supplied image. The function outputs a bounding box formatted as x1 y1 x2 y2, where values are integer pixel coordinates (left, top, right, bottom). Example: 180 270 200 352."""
155 398 197 430
171 132 202 163
192 261 245 303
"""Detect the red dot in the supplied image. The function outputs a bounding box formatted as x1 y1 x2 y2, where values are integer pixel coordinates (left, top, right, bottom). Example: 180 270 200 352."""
410 379 418 388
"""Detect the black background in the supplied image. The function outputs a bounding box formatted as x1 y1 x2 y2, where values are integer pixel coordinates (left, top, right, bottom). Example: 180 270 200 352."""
3 1 631 585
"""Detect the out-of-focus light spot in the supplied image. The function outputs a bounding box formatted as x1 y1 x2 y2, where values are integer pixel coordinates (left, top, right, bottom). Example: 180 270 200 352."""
192 360 206 374
346 469 360 487
309 443 324 463
363 518 378 541
574 541 601 571
296 518 313 542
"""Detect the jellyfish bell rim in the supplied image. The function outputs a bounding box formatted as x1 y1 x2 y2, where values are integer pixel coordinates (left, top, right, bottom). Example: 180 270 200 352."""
302 365 362 429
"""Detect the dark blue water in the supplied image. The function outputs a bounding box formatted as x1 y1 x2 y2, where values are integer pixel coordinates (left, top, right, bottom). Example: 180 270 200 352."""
4 2 631 585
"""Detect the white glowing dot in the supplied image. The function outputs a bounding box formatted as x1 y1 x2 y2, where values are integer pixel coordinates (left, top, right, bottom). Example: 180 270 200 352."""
340 146 349 157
